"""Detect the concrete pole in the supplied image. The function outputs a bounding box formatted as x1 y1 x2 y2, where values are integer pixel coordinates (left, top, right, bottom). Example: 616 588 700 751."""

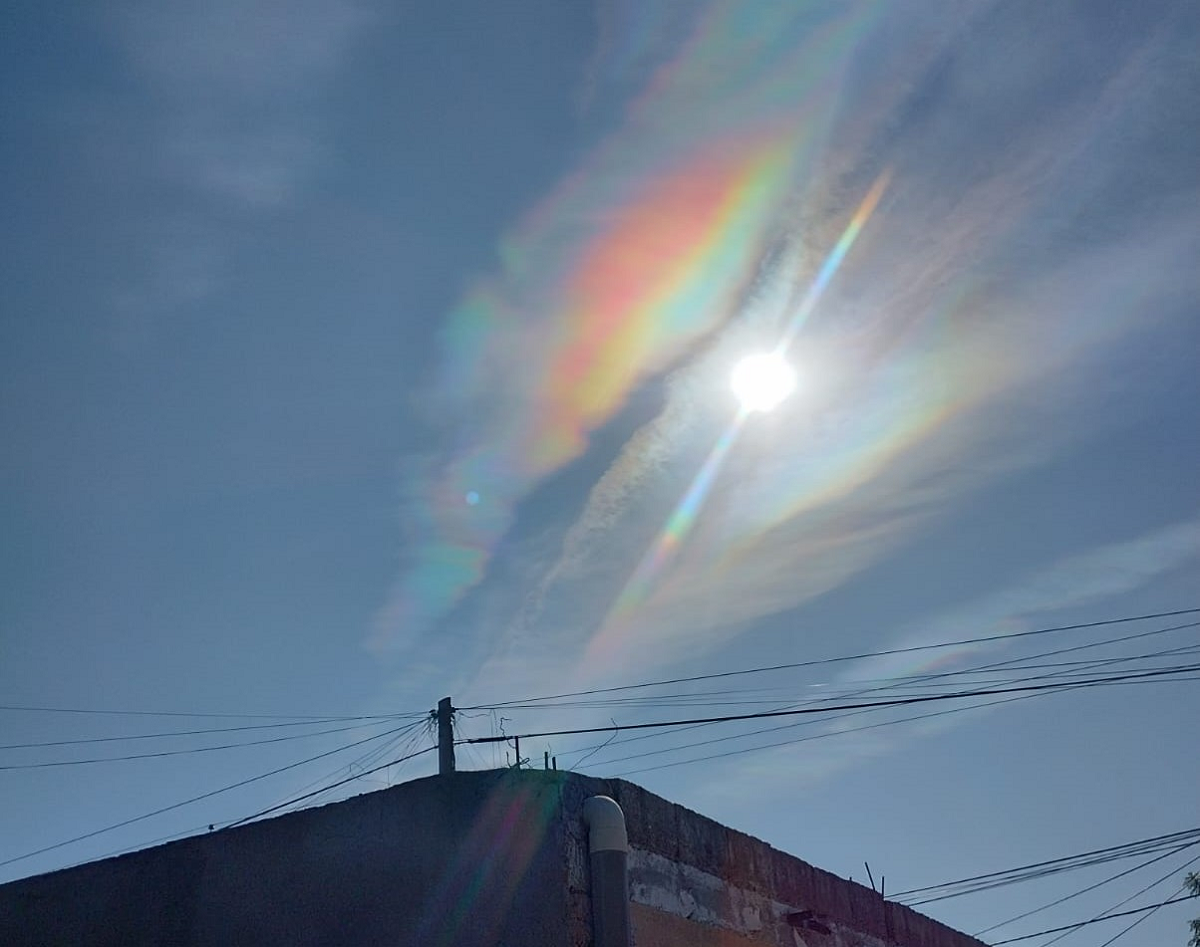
437 697 455 775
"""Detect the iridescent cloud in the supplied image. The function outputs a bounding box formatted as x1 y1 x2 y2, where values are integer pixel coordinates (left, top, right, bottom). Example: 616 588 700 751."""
475 0 1200 686
372 2 880 649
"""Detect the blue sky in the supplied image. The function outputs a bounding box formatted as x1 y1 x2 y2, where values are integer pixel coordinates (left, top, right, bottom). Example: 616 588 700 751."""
2 1 1198 942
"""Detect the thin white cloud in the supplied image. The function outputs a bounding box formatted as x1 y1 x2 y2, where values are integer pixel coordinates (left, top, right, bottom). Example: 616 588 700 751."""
858 516 1200 679
94 0 372 326
620 515 1200 807
117 0 369 95
115 0 370 205
478 2 1200 683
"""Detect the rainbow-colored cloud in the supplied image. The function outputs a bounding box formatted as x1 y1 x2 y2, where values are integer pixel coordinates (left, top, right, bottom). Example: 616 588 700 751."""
373 2 879 649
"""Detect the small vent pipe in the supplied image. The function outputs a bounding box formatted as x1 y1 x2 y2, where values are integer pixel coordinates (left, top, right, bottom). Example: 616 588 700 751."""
583 796 631 947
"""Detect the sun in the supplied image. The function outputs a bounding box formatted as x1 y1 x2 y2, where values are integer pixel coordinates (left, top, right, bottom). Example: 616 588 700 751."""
730 352 796 413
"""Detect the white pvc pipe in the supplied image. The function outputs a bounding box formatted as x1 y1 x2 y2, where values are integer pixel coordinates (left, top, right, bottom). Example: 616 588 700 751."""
583 796 629 853
583 795 631 947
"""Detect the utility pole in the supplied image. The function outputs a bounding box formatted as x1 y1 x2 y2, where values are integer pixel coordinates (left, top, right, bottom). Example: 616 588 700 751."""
437 696 455 775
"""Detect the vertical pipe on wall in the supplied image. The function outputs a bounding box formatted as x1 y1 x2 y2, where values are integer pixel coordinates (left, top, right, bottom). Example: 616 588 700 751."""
583 796 631 947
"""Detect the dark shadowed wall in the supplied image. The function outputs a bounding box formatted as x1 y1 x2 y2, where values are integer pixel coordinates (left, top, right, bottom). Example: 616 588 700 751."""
0 771 572 947
1 770 985 947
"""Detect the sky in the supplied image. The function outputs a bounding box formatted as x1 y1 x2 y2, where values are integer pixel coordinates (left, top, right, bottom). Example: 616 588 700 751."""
2 1 1198 943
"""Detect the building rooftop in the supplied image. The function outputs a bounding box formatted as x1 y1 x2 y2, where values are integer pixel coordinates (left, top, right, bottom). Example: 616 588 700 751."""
0 769 987 947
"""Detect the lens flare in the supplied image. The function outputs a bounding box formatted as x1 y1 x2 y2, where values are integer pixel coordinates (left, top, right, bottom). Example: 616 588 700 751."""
586 172 890 667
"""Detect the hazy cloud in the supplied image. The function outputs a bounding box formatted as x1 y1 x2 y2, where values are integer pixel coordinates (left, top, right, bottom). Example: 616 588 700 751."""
96 0 372 326
634 514 1200 805
460 0 1200 689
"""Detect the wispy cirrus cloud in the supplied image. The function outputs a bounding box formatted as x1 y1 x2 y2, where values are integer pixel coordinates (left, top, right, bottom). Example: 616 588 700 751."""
87 0 372 333
378 0 1199 709
464 0 1200 688
675 515 1200 804
372 1 884 652
115 0 369 206
852 516 1200 685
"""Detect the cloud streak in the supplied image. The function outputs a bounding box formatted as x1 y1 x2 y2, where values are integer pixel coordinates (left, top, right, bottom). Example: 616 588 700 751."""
380 0 1200 704
482 0 1200 682
677 515 1200 802
115 0 369 206
372 1 879 651
94 0 372 332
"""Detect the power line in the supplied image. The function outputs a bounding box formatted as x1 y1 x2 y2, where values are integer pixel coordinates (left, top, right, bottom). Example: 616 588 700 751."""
0 705 422 720
987 895 1199 944
291 724 432 809
535 622 1200 781
0 721 422 871
272 725 428 815
1035 849 1200 947
891 827 1200 900
0 720 400 770
973 842 1200 936
66 824 217 872
601 677 1191 778
460 608 1200 708
547 641 1200 708
606 675 1200 779
456 664 1200 746
0 717 405 750
549 628 1200 764
535 654 1200 776
224 744 436 829
478 619 1198 786
607 690 1056 777
1094 881 1193 947
39 730 437 872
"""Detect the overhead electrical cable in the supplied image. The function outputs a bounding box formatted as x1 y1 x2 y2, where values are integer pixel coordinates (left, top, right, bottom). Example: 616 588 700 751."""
49 732 437 870
0 720 401 770
0 705 423 720
550 629 1200 762
535 642 1200 720
986 895 1199 944
252 720 430 817
891 827 1200 901
574 672 1200 779
61 823 218 874
1034 849 1200 947
874 620 1200 700
455 664 1200 746
974 841 1200 936
224 744 435 829
601 686 1105 774
474 618 1200 780
0 721 421 870
492 640 1200 716
460 608 1200 708
279 731 421 814
605 675 1194 778
1093 880 1194 947
0 717 395 749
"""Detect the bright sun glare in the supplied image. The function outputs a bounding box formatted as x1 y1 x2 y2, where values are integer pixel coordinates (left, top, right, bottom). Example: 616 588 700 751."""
730 352 796 413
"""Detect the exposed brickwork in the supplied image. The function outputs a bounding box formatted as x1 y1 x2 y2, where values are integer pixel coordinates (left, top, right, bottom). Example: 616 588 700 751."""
563 775 986 947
